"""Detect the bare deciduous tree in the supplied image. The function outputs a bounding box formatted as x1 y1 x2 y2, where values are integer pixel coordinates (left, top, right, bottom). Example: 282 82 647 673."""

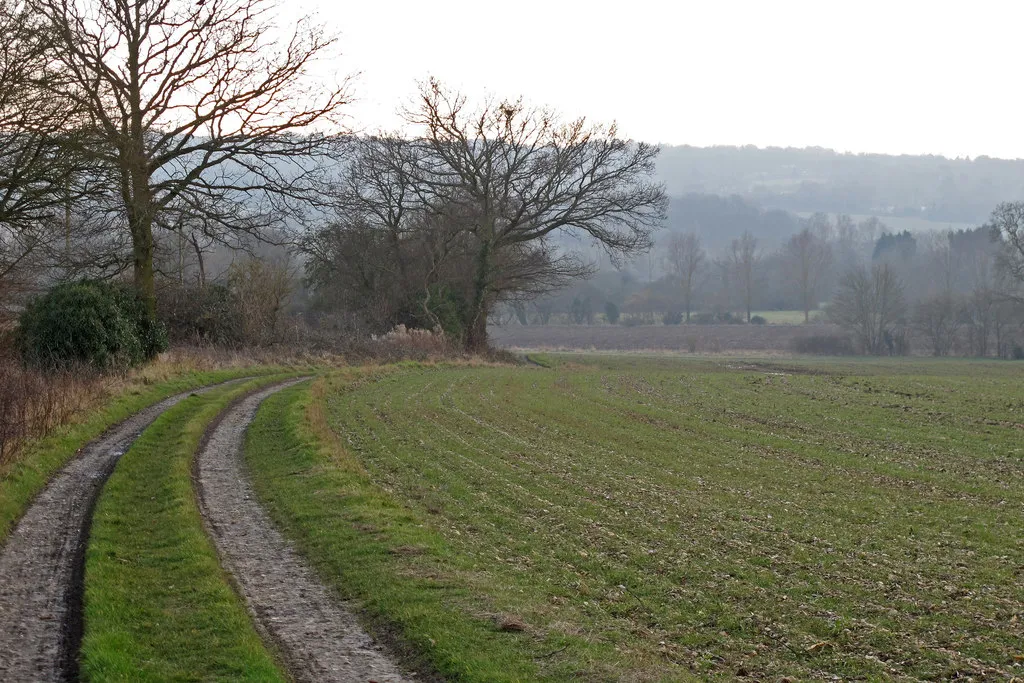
786 227 832 323
729 231 758 322
913 294 964 356
228 255 293 345
988 202 1024 299
33 0 351 314
316 80 666 349
829 263 907 355
411 81 666 349
0 1 85 303
664 232 705 322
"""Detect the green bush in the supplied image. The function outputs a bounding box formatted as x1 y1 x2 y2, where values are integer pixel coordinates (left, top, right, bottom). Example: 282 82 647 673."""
411 285 468 340
18 280 167 370
750 315 767 325
662 311 683 325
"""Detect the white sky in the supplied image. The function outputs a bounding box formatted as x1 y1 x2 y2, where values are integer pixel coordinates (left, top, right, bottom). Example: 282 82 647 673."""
296 0 1023 159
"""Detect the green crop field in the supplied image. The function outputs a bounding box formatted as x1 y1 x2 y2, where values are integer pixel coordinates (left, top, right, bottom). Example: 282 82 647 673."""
250 356 1024 681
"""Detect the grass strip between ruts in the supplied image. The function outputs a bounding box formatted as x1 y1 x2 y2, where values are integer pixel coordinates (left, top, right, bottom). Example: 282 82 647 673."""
80 375 299 682
0 366 285 548
244 372 557 683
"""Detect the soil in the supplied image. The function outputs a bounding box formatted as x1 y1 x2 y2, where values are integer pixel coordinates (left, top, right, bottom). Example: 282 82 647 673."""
0 383 232 682
194 380 414 683
490 322 843 353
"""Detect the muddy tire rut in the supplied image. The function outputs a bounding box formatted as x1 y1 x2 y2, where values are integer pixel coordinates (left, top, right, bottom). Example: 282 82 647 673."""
194 380 413 683
0 382 232 682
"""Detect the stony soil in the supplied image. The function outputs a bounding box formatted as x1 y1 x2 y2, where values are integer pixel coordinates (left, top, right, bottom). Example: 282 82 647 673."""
0 384 228 682
194 380 413 683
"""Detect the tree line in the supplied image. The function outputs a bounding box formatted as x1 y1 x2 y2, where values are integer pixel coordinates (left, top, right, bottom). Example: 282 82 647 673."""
517 209 1024 357
0 0 666 358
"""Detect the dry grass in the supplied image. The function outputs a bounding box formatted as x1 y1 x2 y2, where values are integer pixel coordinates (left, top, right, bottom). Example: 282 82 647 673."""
0 332 512 473
0 344 317 472
0 360 103 466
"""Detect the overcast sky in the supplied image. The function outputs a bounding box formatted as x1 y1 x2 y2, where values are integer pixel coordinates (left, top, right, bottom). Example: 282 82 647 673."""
298 0 1021 159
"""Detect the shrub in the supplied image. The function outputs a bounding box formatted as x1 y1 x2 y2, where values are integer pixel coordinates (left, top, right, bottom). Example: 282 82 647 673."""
158 282 244 346
690 312 716 325
604 301 620 325
1012 345 1024 360
720 312 741 324
0 360 99 465
18 280 167 370
621 315 653 327
790 334 856 356
750 315 767 325
662 311 683 325
372 324 452 360
411 285 468 341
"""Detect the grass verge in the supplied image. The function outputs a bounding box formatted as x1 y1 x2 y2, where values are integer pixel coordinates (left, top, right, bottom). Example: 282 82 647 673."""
80 375 297 681
245 371 582 682
0 365 289 547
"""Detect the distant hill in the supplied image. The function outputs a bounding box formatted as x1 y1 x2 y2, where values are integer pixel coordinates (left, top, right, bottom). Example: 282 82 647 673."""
656 145 1024 225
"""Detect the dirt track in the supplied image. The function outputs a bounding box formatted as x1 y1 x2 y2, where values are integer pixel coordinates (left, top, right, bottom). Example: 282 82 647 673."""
0 384 228 682
194 380 413 683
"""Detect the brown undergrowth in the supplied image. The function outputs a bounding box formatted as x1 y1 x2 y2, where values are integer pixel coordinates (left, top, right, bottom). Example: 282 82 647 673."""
0 332 516 472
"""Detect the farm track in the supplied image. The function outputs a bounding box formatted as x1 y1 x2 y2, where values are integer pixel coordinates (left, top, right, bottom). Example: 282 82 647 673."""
194 379 413 683
0 380 241 682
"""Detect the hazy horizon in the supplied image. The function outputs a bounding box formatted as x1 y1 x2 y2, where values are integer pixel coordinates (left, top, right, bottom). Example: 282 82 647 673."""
292 0 1024 160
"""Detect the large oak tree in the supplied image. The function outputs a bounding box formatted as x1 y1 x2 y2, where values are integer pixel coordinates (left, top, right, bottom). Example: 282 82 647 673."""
321 80 667 350
0 1 84 299
33 0 351 314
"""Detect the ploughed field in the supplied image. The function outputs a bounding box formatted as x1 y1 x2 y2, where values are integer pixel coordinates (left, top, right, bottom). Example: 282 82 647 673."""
289 356 1024 681
489 323 843 354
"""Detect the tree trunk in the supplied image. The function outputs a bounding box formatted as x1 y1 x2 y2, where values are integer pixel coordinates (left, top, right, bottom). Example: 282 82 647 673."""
130 212 156 318
684 274 691 322
464 239 493 352
465 307 489 351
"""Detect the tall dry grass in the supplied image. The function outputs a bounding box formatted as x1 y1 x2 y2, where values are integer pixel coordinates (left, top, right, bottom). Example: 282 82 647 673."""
0 354 103 467
0 325 514 470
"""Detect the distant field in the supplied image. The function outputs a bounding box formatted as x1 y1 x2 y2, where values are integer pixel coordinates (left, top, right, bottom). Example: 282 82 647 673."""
254 356 1024 681
490 322 841 353
751 310 814 324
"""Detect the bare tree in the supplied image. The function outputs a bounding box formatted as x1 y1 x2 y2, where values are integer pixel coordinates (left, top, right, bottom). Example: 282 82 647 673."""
806 212 833 243
323 80 666 349
228 254 293 345
913 294 964 356
786 227 832 323
829 263 907 355
729 231 758 322
0 1 86 302
988 202 1024 300
32 0 351 314
664 232 705 322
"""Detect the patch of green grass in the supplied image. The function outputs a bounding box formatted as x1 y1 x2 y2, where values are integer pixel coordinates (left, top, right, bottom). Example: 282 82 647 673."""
80 375 297 682
252 357 1024 681
0 366 283 547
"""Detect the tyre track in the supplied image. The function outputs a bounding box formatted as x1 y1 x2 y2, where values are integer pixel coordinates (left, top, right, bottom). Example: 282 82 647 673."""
194 379 413 683
0 380 238 682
